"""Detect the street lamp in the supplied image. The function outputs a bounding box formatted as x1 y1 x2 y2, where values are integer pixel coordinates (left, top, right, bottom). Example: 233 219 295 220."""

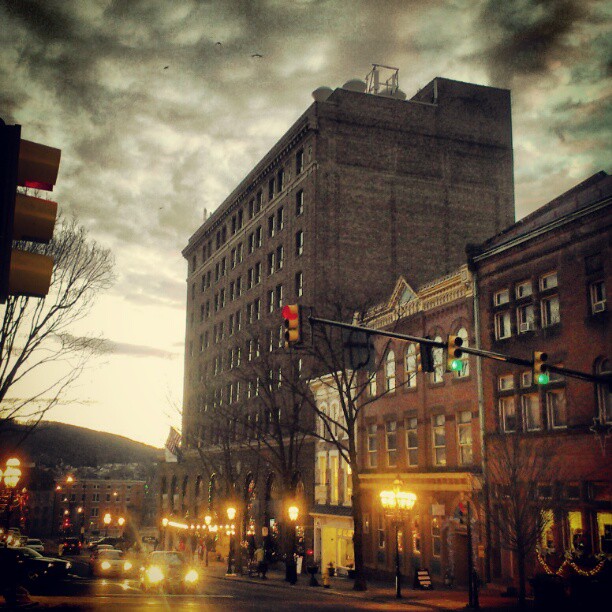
77 507 85 542
380 478 416 599
103 512 112 537
118 516 125 538
226 506 237 576
286 503 300 585
1 458 21 531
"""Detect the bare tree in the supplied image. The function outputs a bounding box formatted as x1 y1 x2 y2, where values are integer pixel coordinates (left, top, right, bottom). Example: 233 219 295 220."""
486 433 558 608
0 216 114 441
292 300 400 591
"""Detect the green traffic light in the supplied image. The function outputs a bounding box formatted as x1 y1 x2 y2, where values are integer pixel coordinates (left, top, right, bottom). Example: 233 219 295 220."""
536 372 550 385
450 359 463 372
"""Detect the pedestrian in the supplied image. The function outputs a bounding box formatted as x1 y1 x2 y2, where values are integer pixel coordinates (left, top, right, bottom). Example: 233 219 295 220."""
254 544 267 579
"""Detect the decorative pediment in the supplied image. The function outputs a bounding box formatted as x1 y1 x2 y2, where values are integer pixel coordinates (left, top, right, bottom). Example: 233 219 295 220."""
388 276 418 310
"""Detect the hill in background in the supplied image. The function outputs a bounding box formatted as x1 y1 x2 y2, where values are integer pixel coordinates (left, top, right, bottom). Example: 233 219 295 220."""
0 421 161 469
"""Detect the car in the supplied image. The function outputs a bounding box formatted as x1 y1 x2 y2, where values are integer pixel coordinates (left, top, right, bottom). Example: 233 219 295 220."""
25 539 44 554
88 537 124 552
0 546 72 592
90 548 133 578
140 551 200 593
58 537 81 556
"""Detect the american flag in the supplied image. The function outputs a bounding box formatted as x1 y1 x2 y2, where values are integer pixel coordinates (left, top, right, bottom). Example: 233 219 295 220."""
165 427 182 457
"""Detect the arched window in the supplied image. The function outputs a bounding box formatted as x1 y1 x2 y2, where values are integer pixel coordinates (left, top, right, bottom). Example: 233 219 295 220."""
432 336 444 383
405 343 418 388
596 358 612 423
455 327 470 378
386 350 396 392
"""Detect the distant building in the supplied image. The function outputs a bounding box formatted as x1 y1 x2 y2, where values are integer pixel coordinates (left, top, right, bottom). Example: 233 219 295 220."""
470 172 612 584
173 73 516 545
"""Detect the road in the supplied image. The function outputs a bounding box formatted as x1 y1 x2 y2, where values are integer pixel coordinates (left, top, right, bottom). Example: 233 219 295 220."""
11 575 414 611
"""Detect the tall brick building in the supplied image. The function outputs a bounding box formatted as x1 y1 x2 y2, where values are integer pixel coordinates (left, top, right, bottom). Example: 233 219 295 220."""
470 172 612 585
169 75 515 550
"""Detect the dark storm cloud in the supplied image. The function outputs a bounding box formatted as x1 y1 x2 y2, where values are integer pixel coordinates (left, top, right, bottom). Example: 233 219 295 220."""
478 0 595 87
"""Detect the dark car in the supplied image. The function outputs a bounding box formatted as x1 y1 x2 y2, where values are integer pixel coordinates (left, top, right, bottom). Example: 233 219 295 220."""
0 546 72 591
140 551 199 593
58 537 81 556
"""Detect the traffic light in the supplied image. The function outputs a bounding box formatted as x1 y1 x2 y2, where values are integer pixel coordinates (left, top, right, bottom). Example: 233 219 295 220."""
446 335 464 372
282 304 302 348
533 351 549 385
417 340 435 372
0 122 61 303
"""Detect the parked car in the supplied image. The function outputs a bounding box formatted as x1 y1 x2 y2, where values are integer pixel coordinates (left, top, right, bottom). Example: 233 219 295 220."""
58 537 81 556
25 539 44 554
140 551 199 593
0 546 72 591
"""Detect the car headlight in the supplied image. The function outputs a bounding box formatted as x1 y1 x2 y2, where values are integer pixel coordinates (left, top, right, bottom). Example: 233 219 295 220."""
48 562 54 568
66 562 72 569
123 561 132 571
184 569 198 583
146 565 164 584
101 561 111 570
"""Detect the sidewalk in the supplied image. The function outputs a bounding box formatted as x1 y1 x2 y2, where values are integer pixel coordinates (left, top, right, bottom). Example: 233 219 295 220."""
203 561 524 611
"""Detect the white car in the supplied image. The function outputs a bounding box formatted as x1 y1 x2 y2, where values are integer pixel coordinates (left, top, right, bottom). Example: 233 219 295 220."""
91 549 128 578
25 539 44 554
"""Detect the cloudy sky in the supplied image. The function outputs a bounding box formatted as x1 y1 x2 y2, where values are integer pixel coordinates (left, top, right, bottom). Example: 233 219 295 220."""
1 0 609 447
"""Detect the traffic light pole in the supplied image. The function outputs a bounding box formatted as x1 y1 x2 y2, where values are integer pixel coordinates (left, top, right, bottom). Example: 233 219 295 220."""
307 315 611 387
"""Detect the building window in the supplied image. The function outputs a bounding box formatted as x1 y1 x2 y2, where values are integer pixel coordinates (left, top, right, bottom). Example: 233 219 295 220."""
276 284 283 309
457 411 473 464
268 251 275 276
521 371 533 387
590 280 606 313
498 374 514 391
277 168 285 192
385 421 397 467
499 397 517 432
495 311 511 340
277 206 284 231
295 271 303 297
385 351 396 392
432 336 444 383
432 414 446 465
368 372 377 397
522 393 541 431
405 343 417 388
432 517 441 557
268 178 274 200
295 189 304 216
255 262 262 285
494 288 509 306
517 303 536 333
268 215 275 238
296 149 304 174
295 230 304 256
378 515 385 549
547 389 567 429
540 272 558 291
541 295 560 327
255 226 262 248
596 359 612 423
276 246 284 270
516 280 533 299
248 232 254 254
406 417 418 466
367 424 378 468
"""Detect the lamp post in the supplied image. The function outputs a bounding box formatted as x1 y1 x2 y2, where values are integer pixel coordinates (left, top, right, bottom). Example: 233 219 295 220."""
226 505 237 576
380 478 416 599
1 458 22 531
286 503 299 585
204 514 212 566
161 517 168 549
103 512 112 537
77 507 86 543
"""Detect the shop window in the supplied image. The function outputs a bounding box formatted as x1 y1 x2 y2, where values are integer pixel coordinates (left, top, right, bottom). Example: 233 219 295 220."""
412 516 421 554
378 515 385 549
432 517 441 557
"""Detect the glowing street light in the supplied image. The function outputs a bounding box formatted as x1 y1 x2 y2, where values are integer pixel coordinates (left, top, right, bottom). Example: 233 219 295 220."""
103 512 112 536
226 506 237 576
1 458 22 531
380 479 417 599
288 505 299 522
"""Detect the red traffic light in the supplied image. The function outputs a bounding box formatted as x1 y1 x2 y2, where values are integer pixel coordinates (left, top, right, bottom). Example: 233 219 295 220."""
282 304 299 320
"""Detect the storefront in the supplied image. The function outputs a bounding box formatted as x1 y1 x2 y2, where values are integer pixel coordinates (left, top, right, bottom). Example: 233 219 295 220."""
312 507 354 573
